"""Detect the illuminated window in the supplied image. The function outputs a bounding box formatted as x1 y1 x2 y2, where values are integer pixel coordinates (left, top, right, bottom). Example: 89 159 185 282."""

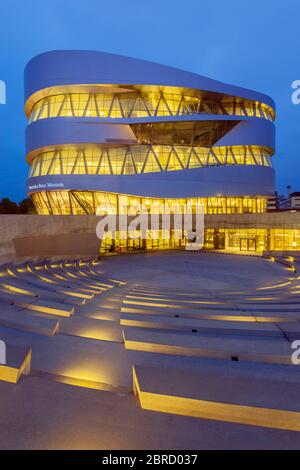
29 145 272 178
28 90 275 123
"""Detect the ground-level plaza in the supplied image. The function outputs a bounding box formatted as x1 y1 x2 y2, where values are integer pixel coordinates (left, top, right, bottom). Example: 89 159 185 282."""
1 251 300 449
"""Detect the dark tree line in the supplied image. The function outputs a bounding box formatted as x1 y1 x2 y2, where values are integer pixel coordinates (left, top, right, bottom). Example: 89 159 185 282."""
0 197 36 214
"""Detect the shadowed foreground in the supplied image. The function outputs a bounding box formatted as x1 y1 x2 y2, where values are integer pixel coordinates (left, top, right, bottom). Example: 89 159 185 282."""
0 252 300 449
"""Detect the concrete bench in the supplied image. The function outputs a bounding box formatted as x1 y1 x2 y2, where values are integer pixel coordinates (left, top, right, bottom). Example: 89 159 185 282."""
0 342 31 383
133 364 300 432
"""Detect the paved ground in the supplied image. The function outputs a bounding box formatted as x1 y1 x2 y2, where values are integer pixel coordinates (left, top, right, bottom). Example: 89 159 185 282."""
0 252 300 449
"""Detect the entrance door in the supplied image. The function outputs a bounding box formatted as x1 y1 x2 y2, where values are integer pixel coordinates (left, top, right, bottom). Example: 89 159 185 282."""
213 229 225 249
240 238 248 251
248 237 257 252
240 238 257 252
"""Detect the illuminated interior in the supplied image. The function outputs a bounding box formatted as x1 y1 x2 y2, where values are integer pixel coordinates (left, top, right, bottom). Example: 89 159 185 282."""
31 191 267 216
204 229 300 253
28 89 275 123
29 145 272 177
98 228 300 254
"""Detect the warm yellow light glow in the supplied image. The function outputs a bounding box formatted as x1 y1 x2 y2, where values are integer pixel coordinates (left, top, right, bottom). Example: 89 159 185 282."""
125 295 223 305
245 297 277 301
6 268 17 278
257 281 292 290
0 283 36 297
59 290 94 300
123 299 223 308
133 367 300 432
29 189 300 256
28 90 275 123
31 190 267 217
29 145 272 178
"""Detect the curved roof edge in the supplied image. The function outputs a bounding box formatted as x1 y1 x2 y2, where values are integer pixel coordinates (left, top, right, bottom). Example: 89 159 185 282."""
24 50 275 109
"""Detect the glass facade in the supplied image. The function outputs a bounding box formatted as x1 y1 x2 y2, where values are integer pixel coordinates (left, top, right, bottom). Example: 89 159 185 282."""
29 145 272 178
204 229 300 253
99 228 300 254
28 90 275 123
31 190 267 216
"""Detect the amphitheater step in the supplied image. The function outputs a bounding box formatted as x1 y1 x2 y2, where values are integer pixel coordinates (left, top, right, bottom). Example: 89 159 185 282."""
237 303 300 312
121 305 293 323
120 313 283 337
133 365 300 432
0 343 31 383
123 298 230 311
0 290 74 317
0 302 59 336
1 279 87 305
276 322 300 341
123 326 292 364
21 266 100 297
60 317 123 342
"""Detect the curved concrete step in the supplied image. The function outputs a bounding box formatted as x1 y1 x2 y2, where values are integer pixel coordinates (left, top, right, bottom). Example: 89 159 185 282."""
6 265 90 303
0 302 59 336
120 312 284 337
60 316 123 342
0 342 31 383
1 279 86 306
133 365 300 432
0 289 74 317
26 265 101 296
123 326 292 365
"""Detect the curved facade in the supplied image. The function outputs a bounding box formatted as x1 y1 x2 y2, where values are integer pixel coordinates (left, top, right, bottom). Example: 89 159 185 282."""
25 50 276 250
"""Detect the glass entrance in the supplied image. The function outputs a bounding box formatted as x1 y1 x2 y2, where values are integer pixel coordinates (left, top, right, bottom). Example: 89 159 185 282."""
240 237 257 252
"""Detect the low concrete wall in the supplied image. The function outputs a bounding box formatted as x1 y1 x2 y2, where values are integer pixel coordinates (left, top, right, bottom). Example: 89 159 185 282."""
1 212 300 264
0 215 100 264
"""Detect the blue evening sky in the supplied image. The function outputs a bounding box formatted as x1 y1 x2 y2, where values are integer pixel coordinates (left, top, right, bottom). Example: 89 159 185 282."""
0 0 299 201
